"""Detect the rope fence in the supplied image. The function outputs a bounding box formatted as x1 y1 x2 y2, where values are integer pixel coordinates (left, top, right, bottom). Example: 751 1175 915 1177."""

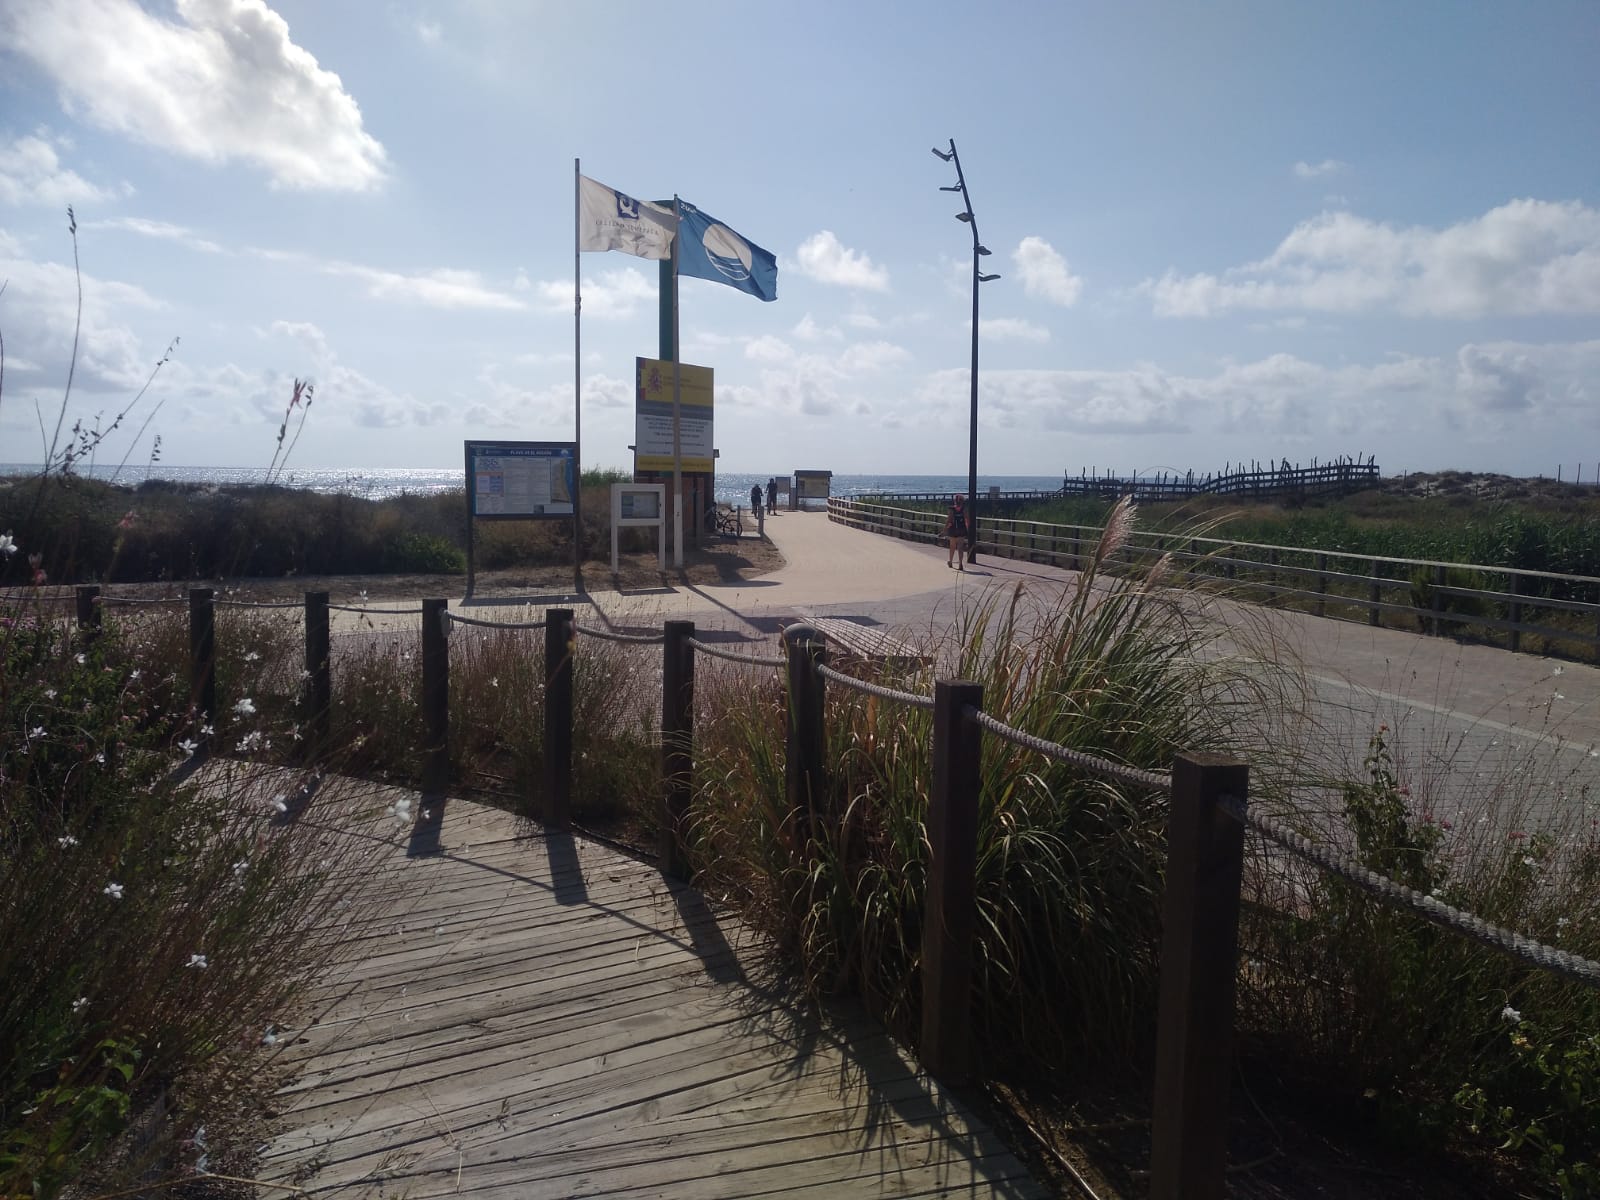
96 594 187 606
66 585 1599 1198
1225 797 1600 989
685 636 784 668
817 661 934 710
573 621 664 645
215 598 305 610
327 603 426 616
444 610 547 631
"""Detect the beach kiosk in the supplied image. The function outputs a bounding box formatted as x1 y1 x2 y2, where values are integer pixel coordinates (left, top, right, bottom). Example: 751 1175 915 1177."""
792 469 832 510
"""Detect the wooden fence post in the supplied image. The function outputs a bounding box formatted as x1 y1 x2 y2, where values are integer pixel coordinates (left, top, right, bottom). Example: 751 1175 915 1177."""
189 587 215 756
75 585 101 642
421 598 450 794
303 591 331 756
661 619 695 879
921 679 984 1084
784 623 827 842
1151 752 1248 1200
545 607 574 830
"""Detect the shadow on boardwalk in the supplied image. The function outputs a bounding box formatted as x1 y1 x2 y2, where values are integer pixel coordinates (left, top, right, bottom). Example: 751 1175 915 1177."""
259 780 1045 1197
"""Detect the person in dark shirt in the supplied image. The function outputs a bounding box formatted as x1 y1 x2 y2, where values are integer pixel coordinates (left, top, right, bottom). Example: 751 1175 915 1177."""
943 495 967 570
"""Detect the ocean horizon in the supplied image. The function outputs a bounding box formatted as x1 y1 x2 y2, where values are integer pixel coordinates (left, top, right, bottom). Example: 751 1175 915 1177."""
1 463 1069 508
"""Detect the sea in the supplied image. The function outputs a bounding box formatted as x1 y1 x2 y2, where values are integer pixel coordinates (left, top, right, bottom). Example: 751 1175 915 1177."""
1 464 1066 507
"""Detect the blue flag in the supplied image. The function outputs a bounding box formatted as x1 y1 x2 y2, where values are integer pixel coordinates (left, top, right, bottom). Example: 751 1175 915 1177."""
675 200 778 302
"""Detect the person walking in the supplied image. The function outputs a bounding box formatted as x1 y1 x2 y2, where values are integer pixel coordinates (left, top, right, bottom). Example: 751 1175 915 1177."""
943 494 968 570
767 479 778 514
750 484 763 520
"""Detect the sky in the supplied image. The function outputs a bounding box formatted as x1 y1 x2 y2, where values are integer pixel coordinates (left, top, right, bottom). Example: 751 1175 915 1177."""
1 1 1597 482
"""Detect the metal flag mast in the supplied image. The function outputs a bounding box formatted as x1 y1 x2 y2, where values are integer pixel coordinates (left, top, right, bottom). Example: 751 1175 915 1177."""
572 158 583 591
671 196 684 568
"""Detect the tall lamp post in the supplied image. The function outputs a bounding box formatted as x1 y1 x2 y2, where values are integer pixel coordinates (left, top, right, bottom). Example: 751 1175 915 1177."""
933 139 1000 566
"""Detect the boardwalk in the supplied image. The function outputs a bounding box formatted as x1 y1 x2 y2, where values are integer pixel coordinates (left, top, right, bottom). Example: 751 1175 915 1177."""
260 789 1044 1197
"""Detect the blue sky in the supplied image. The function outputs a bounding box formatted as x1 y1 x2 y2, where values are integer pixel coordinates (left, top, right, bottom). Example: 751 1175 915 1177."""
2 0 1597 480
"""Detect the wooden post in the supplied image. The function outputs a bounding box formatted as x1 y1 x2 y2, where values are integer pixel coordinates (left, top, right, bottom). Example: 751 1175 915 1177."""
75 585 101 641
1316 553 1328 618
784 623 826 842
921 679 984 1083
303 591 331 756
188 588 215 755
1369 559 1382 626
421 598 450 794
544 607 574 830
1151 752 1248 1200
661 619 695 879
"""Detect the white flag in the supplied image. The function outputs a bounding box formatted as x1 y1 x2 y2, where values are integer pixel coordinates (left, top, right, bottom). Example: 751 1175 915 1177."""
578 175 675 260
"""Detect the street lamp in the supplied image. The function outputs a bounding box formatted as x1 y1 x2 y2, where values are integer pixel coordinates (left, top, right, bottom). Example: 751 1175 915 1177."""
933 139 998 565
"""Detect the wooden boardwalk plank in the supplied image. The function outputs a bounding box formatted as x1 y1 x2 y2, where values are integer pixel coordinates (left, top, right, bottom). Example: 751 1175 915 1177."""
261 790 1043 1197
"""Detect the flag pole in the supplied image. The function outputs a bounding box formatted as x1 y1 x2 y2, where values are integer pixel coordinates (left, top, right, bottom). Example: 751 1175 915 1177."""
671 195 683 569
572 157 583 592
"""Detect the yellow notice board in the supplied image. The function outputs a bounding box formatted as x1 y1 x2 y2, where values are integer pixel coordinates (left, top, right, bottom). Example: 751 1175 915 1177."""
635 357 713 473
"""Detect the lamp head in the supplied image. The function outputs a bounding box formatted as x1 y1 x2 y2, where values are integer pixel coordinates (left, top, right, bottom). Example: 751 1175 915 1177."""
955 211 973 222
940 184 962 192
931 147 954 161
978 272 1001 283
976 244 991 255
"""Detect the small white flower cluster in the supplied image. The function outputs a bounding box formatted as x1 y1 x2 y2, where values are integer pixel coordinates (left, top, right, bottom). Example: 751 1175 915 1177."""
0 532 16 557
389 795 413 824
1501 1004 1522 1024
104 882 124 900
233 697 257 718
235 730 265 753
186 953 208 970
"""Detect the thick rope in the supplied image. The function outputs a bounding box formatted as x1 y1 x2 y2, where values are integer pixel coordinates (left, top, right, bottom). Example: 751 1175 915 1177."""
327 603 425 615
817 662 935 710
967 707 1174 793
214 598 304 610
96 595 186 606
686 636 785 668
444 611 546 631
1226 798 1600 989
574 622 664 645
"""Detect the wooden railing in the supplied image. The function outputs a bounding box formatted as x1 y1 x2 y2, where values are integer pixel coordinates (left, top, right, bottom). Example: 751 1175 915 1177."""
829 498 1600 661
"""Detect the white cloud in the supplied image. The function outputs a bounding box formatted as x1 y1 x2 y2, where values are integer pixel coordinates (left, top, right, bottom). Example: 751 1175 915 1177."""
1293 159 1346 180
978 318 1051 343
537 267 653 318
320 261 525 310
791 313 841 342
88 216 224 254
0 133 117 206
1012 237 1082 307
415 19 443 45
745 335 795 364
793 231 890 291
2 0 388 191
839 340 910 372
1146 199 1600 318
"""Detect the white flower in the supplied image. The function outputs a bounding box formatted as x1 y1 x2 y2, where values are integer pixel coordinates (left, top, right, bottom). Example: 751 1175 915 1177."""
1558 916 1571 929
43 688 57 700
200 723 214 737
94 752 105 765
1522 855 1535 867
58 835 78 848
233 698 256 718
299 668 312 682
28 726 45 740
261 1026 278 1047
235 730 263 752
1553 692 1565 702
243 651 261 663
103 882 124 900
1552 665 1565 676
0 532 15 556
129 669 140 681
232 858 249 876
1501 1005 1522 1024
177 738 198 755
186 954 208 969
72 996 88 1012
273 795 289 814
75 653 86 665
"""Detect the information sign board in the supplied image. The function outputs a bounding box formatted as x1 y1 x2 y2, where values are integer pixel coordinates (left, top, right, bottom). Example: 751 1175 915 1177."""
635 358 713 473
464 441 576 519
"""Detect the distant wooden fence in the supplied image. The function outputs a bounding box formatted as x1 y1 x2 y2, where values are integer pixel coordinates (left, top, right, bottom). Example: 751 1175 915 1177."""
829 498 1600 661
1059 457 1380 502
